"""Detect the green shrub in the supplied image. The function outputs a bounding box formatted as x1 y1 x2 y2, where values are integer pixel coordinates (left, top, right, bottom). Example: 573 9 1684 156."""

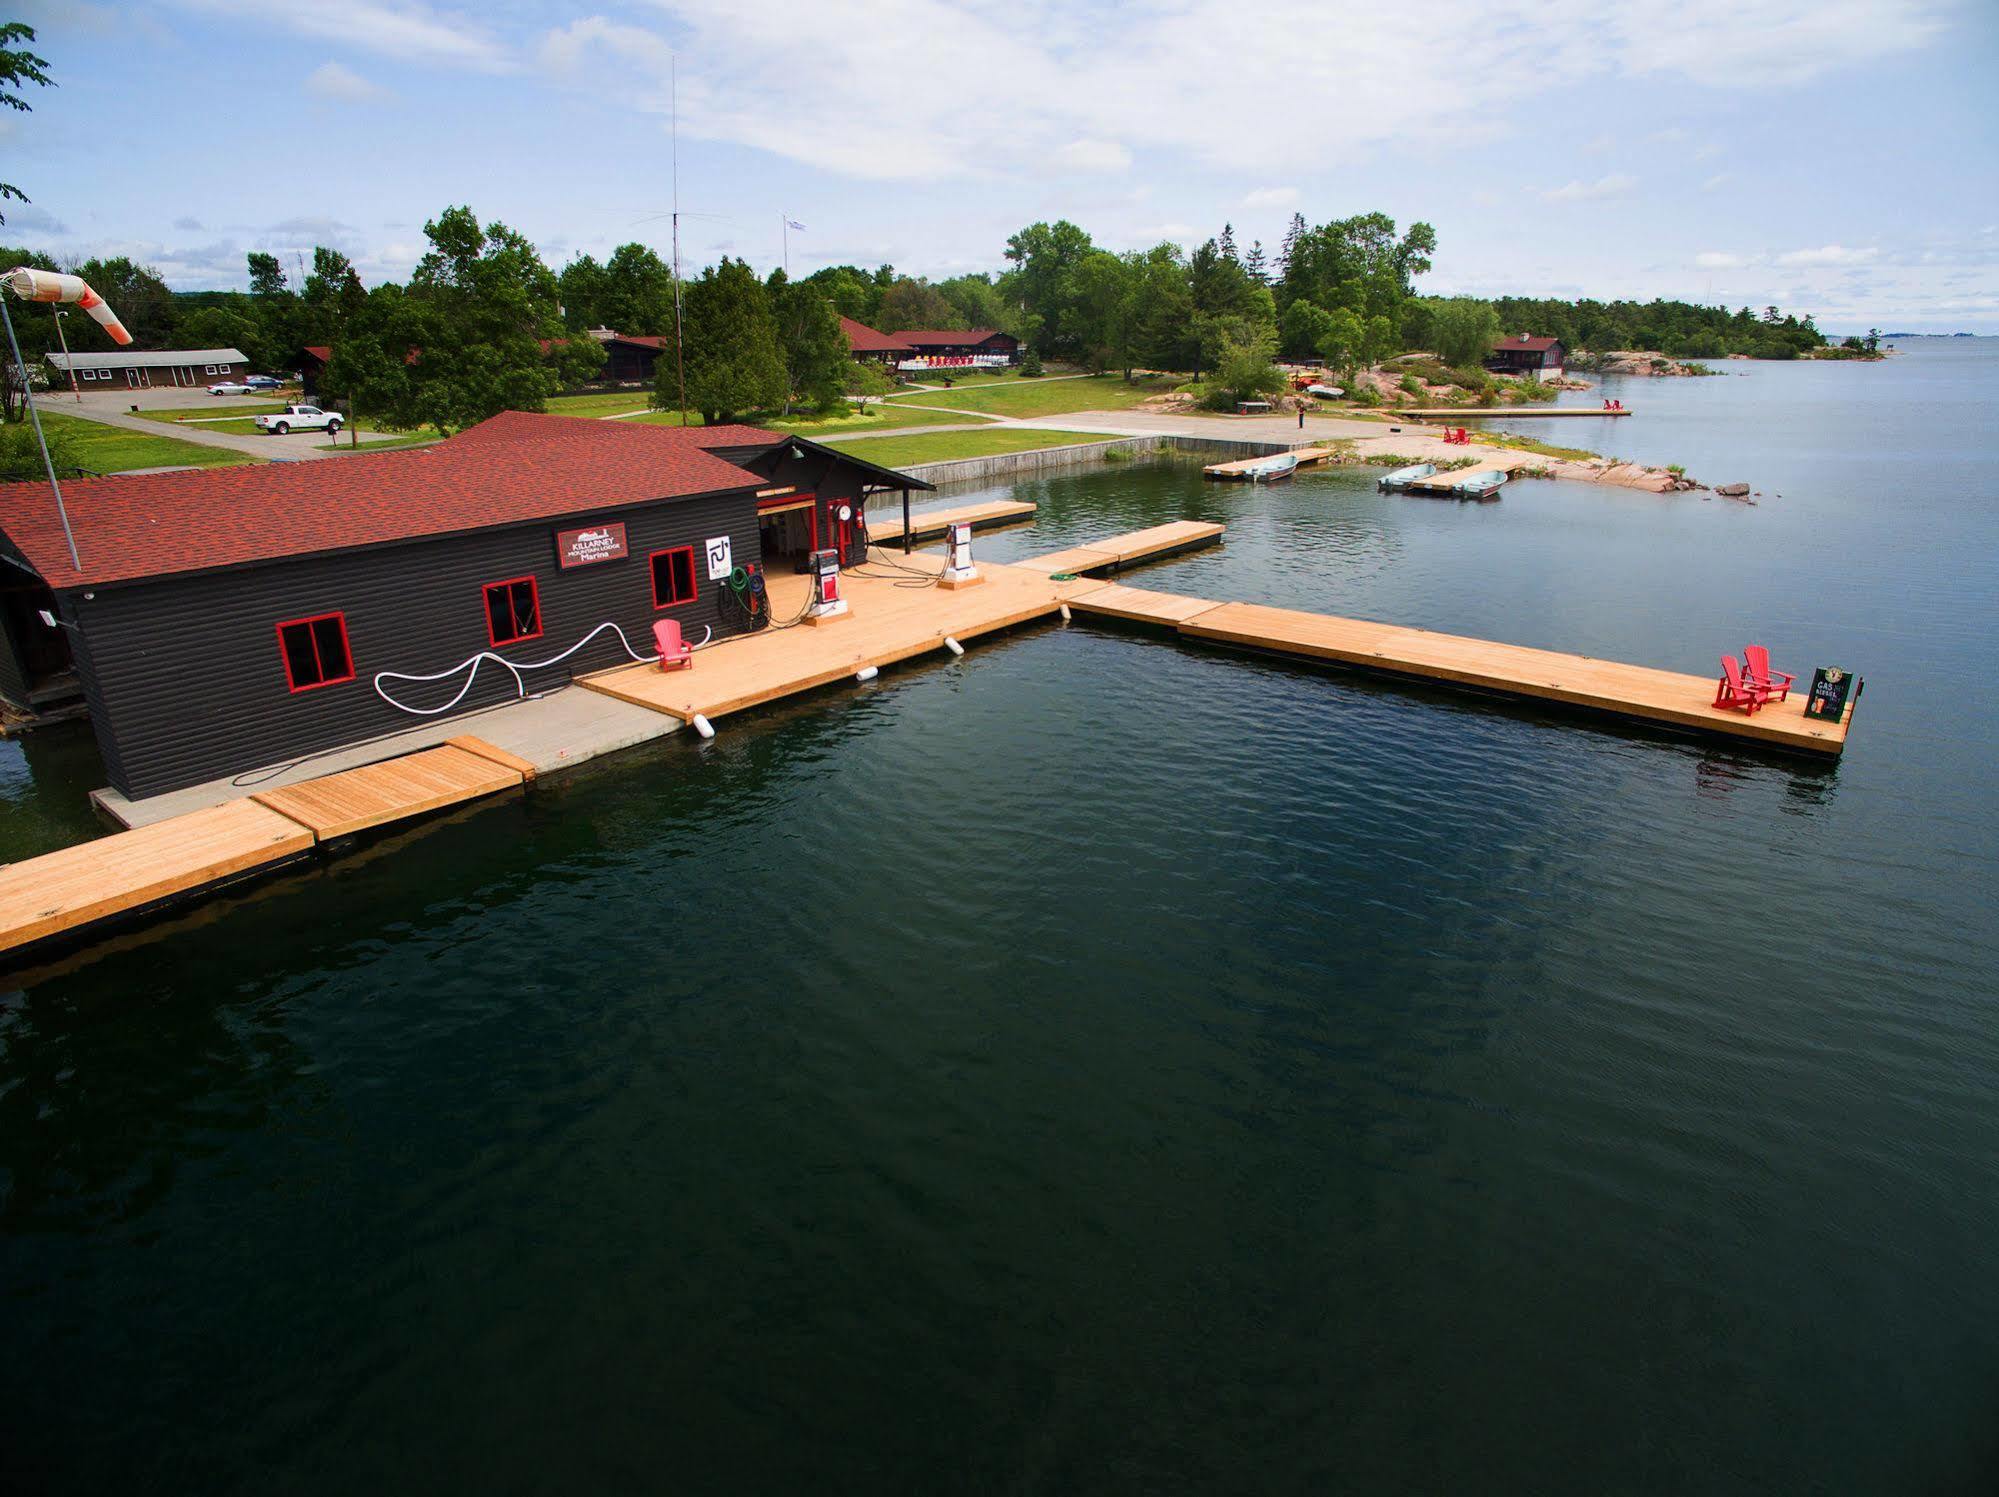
1350 386 1381 407
1102 446 1132 463
1019 348 1045 377
0 416 80 480
1477 385 1499 407
1449 365 1491 393
1515 378 1556 401
1399 373 1426 396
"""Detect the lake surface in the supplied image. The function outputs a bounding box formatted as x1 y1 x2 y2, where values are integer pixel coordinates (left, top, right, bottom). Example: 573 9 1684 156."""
3 340 1996 1494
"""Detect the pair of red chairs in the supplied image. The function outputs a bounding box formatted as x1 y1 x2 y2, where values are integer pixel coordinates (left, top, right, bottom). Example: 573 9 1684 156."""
1714 645 1794 714
1443 427 1471 445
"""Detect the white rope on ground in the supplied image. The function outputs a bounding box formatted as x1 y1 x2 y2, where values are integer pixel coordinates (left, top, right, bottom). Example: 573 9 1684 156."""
372 619 709 716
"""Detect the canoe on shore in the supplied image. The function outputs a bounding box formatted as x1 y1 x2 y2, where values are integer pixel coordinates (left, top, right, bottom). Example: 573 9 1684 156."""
1377 462 1436 492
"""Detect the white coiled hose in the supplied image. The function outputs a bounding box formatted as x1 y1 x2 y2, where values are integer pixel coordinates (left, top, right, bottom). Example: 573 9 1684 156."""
372 619 710 716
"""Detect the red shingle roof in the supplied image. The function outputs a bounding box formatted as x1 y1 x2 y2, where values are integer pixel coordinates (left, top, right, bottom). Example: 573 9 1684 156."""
1493 335 1561 352
894 328 1008 347
302 345 332 363
0 411 784 590
838 317 912 354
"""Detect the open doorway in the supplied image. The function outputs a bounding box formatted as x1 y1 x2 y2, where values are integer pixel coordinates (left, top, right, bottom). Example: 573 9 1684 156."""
756 497 819 574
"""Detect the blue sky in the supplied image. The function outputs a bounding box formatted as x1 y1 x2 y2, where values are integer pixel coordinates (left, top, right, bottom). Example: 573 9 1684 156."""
7 0 1997 331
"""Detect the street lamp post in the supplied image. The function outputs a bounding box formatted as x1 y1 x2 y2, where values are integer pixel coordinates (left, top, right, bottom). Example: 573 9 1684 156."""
51 309 80 402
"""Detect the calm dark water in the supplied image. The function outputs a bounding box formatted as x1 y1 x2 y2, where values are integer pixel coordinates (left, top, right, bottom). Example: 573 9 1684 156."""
2 341 1996 1494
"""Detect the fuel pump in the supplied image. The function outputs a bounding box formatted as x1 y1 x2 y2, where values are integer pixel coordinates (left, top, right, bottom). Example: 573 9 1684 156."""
807 547 848 623
939 520 982 589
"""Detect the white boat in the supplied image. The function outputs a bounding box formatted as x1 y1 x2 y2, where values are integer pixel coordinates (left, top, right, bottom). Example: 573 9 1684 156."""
1377 462 1436 492
1452 468 1508 500
1305 383 1343 399
1239 451 1299 482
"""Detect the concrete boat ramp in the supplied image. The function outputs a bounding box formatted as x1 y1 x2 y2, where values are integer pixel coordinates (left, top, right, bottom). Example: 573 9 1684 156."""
0 515 1855 962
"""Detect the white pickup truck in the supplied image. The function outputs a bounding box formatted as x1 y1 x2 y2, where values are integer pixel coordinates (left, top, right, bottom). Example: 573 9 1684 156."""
254 404 343 435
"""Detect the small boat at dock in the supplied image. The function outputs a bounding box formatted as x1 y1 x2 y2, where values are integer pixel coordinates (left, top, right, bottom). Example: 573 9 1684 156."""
1377 462 1436 492
1451 469 1508 500
1229 451 1298 483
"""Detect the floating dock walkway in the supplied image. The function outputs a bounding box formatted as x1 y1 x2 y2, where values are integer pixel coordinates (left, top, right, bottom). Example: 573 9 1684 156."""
1402 407 1631 420
1202 446 1343 479
1067 587 1851 756
1403 456 1529 495
866 498 1036 545
0 737 534 956
0 514 1859 963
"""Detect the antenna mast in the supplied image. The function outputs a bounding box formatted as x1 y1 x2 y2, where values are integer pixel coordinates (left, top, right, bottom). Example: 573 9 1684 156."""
671 54 687 428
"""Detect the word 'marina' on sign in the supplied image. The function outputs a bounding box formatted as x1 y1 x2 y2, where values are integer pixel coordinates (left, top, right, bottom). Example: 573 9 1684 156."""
555 522 630 570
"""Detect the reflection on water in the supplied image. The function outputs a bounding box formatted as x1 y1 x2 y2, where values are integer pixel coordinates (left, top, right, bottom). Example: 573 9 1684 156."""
1 342 1996 1495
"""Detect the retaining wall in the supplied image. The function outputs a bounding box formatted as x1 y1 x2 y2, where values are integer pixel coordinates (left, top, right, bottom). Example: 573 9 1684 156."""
895 434 1292 491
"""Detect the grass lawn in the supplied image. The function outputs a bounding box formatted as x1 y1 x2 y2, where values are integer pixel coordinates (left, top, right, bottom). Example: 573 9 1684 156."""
890 371 1187 418
544 390 658 418
818 428 1109 467
314 434 444 455
621 403 990 435
36 410 257 473
133 403 292 425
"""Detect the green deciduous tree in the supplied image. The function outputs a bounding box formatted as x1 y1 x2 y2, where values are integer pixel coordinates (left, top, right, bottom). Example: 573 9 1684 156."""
1317 308 1365 378
1426 297 1502 366
878 276 962 332
1000 219 1094 358
665 255 786 425
0 23 52 224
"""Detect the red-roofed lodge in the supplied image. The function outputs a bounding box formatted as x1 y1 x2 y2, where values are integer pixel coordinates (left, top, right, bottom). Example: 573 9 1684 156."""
0 412 932 798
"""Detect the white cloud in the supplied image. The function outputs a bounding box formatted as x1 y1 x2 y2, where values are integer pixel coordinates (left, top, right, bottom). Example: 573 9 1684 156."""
528 0 1941 184
306 61 388 102
1541 173 1638 202
1052 139 1132 173
1696 251 1758 269
1776 244 1879 267
176 0 511 71
1243 186 1300 209
1701 173 1733 191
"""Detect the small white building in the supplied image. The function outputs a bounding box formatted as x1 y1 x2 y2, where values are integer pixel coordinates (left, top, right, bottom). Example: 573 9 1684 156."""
47 347 250 392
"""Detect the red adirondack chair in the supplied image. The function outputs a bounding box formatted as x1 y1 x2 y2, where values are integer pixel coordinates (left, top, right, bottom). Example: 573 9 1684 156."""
1714 654 1760 714
653 618 692 671
1741 644 1793 703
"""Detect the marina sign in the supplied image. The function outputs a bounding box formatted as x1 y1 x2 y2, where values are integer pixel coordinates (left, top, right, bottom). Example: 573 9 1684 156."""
554 522 629 569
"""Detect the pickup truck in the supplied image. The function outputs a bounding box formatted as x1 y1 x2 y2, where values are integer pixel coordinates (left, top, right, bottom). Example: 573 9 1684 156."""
254 404 343 435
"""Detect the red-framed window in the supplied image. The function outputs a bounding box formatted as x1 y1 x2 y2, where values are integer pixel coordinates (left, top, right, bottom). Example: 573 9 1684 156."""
650 546 697 609
482 574 543 647
275 612 354 693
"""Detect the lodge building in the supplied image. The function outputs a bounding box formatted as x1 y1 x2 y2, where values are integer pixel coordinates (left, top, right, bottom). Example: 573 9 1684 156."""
48 347 250 391
892 329 1020 363
0 413 931 801
1485 335 1566 380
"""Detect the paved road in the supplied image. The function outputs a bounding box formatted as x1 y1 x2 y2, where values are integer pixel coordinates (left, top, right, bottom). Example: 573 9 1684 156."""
51 390 402 462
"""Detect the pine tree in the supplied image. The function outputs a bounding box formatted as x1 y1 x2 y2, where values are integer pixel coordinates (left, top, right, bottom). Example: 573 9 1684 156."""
669 256 786 424
1278 212 1307 280
1218 222 1239 263
1244 240 1268 284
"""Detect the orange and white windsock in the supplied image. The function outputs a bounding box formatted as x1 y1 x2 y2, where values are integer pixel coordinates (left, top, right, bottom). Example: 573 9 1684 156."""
3 266 133 346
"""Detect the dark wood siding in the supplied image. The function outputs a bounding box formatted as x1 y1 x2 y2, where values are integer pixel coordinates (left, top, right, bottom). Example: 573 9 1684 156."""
65 487 762 799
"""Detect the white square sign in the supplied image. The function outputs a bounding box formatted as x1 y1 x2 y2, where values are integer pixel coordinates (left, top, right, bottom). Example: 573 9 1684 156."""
704 535 732 580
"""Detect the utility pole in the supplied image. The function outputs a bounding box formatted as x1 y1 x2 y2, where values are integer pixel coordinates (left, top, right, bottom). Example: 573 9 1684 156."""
50 309 80 401
0 294 81 571
671 54 688 429
781 212 788 278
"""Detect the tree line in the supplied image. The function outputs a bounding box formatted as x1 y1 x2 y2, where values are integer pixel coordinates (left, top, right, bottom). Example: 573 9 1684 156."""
3 201 1840 433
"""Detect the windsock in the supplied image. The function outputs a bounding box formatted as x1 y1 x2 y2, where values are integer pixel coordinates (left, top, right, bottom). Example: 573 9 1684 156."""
3 266 133 345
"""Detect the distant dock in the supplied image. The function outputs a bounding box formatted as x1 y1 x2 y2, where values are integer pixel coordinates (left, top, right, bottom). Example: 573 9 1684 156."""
1402 407 1631 420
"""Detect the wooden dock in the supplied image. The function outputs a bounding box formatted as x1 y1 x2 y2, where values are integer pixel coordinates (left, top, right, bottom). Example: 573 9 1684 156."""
866 498 1036 545
1402 407 1631 420
1012 521 1225 577
1066 586 1851 756
0 736 532 957
1403 456 1528 494
1202 446 1343 479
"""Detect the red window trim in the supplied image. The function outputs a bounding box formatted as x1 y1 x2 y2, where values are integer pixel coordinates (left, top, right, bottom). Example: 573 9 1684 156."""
274 611 355 694
481 574 544 648
649 545 698 610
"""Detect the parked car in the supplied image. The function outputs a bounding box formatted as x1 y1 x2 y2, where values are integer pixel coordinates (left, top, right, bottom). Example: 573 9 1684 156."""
244 374 283 392
208 380 253 396
254 404 343 435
